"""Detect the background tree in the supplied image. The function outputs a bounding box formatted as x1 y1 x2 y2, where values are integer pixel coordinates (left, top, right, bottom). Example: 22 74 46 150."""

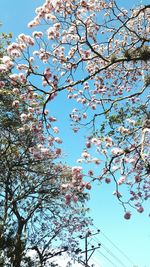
4 0 150 218
0 35 91 267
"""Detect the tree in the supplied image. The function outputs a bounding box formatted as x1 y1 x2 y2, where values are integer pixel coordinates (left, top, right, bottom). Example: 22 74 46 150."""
0 35 91 267
3 0 150 218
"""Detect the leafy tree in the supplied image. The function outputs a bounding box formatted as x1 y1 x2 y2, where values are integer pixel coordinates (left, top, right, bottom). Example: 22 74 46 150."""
3 0 150 218
0 36 90 267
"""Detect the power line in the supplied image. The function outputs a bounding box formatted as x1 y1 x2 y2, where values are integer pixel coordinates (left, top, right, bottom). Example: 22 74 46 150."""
92 225 135 265
76 225 135 267
96 249 118 267
77 233 129 267
101 243 128 267
100 231 135 265
91 237 128 267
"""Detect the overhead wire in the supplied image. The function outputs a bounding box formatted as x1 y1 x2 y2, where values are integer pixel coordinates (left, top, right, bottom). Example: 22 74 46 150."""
100 230 135 265
78 232 118 267
91 237 128 267
92 224 135 265
96 249 118 267
77 223 135 266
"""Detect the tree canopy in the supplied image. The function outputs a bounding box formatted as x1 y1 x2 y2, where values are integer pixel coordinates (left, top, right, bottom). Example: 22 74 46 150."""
0 34 91 267
1 0 150 219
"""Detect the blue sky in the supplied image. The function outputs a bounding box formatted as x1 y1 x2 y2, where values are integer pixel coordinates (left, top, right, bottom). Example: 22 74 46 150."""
0 1 150 267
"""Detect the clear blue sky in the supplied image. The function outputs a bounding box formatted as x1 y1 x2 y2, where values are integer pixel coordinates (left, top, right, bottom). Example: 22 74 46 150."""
0 1 150 267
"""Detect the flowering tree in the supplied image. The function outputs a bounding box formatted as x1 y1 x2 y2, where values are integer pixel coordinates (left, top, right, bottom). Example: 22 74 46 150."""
0 35 91 267
3 0 150 218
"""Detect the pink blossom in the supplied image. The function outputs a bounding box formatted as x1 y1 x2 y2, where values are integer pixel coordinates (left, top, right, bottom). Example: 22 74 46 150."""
76 174 83 180
12 100 19 108
0 81 5 88
91 138 101 146
73 196 78 202
55 148 61 155
82 112 87 119
48 116 57 122
124 211 131 220
92 157 100 164
18 34 34 46
85 183 92 190
20 113 28 122
88 170 94 176
118 126 129 134
28 107 34 113
44 110 49 115
81 151 90 159
86 141 91 148
17 127 25 133
105 178 111 184
134 175 141 183
48 136 54 144
73 127 79 133
10 74 19 81
111 147 124 155
53 126 59 133
137 206 144 213
17 64 28 71
1 55 11 63
117 176 126 185
54 137 62 144
45 14 56 21
1 56 14 68
0 64 7 73
72 166 82 173
105 137 113 144
40 147 50 156
27 113 33 119
32 31 43 38
65 194 72 200
76 158 83 163
65 194 72 205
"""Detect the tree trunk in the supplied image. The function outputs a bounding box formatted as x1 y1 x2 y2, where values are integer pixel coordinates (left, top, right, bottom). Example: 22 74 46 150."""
12 220 24 267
